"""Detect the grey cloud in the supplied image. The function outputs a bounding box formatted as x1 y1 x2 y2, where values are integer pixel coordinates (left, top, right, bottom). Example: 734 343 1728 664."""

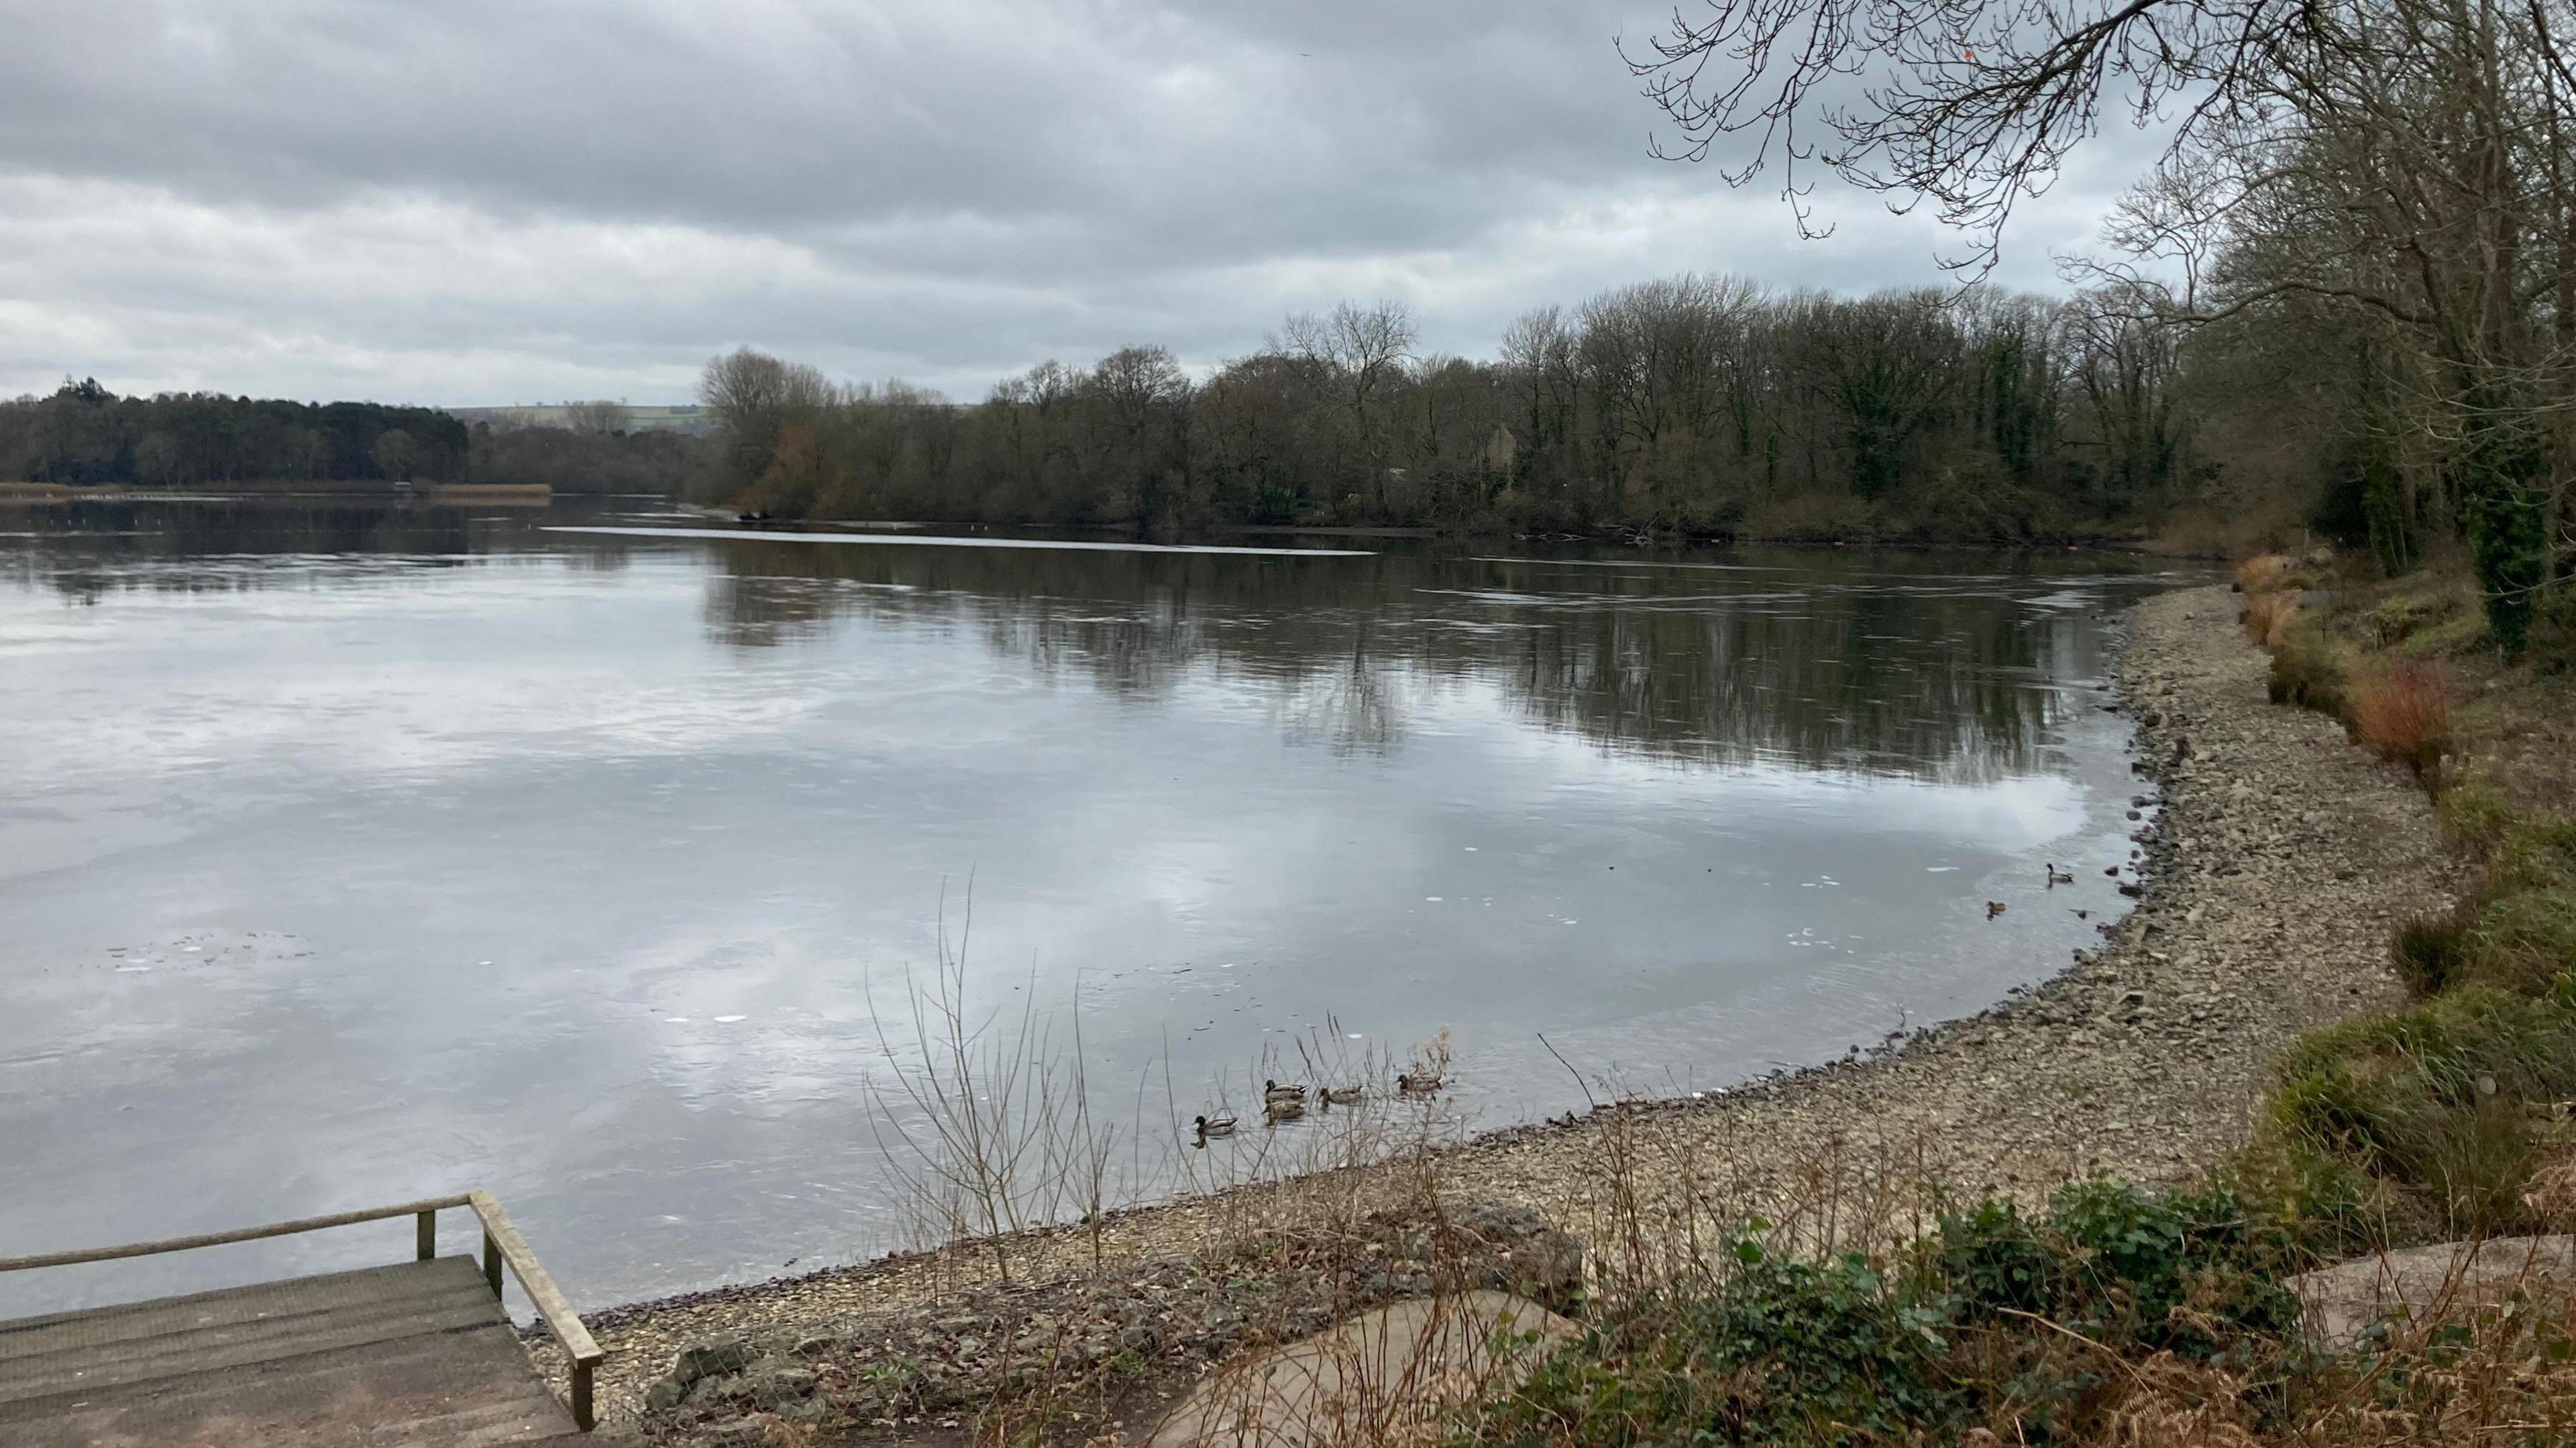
0 0 2172 403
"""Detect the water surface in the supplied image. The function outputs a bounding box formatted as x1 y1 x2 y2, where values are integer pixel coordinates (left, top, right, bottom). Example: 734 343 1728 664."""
0 500 2184 1314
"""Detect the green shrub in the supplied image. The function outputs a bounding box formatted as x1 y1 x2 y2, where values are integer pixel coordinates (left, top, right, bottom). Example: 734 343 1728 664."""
2271 981 2576 1233
2043 1179 2300 1355
2267 625 2345 714
1925 1197 2065 1321
2365 590 2463 647
1485 1182 2306 1448
2457 409 2551 658
2224 1133 2395 1260
2392 909 2472 997
1495 1245 1964 1447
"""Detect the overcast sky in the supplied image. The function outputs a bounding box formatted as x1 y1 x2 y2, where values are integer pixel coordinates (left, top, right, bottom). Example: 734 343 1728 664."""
0 1 2162 406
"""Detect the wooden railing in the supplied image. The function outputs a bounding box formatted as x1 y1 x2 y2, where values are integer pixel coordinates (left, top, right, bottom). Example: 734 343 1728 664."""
0 1190 604 1431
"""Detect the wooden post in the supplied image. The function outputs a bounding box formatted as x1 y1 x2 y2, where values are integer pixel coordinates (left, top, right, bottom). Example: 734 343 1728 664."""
464 1190 603 1433
416 1209 435 1261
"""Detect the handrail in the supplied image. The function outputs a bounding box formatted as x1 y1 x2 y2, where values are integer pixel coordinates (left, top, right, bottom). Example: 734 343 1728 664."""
468 1189 603 1429
0 1188 602 1431
0 1194 474 1272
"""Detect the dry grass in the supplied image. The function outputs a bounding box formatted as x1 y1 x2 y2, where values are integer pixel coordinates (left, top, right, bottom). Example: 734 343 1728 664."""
2243 591 2300 649
2237 553 2295 595
2346 661 2451 777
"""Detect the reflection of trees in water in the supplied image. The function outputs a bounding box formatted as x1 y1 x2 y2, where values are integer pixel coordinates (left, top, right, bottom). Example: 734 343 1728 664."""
9 500 570 604
1502 588 2062 779
7 506 2147 779
1273 620 1405 756
698 540 2155 779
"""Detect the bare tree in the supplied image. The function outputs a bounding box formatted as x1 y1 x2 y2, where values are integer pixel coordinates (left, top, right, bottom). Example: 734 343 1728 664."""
1087 345 1193 528
1276 299 1419 511
1624 0 2345 269
1627 0 2575 642
697 347 835 498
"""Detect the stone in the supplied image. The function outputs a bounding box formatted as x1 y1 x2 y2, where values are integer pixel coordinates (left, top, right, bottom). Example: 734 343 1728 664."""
670 1335 752 1388
2287 1236 2576 1349
1146 1292 1576 1448
744 1365 818 1409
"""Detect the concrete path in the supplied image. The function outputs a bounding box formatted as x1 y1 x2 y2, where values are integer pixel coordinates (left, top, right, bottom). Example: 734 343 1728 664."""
2291 1235 2576 1349
1147 1290 1574 1448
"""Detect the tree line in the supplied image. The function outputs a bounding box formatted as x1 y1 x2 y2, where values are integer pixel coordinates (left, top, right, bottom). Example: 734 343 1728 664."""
0 379 706 494
466 416 702 494
0 380 472 485
691 281 2190 542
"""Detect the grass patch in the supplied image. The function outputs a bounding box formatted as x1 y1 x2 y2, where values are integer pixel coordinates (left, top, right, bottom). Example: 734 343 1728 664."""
2438 771 2519 856
2488 816 2576 893
2269 979 2576 1237
2465 888 2576 997
2392 909 2473 997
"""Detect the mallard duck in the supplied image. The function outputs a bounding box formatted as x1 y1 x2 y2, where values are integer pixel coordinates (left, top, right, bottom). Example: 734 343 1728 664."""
2045 863 2075 887
1194 1113 1237 1141
1984 901 2007 920
1396 1071 1443 1095
1264 1096 1305 1125
1263 1078 1307 1104
1320 1085 1363 1109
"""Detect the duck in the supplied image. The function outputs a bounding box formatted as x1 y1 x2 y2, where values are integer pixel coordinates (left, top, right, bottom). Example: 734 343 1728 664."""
1396 1071 1444 1095
1263 1078 1307 1104
1193 1113 1236 1143
1319 1085 1364 1109
1264 1096 1306 1125
2045 863 2075 887
1985 901 2008 920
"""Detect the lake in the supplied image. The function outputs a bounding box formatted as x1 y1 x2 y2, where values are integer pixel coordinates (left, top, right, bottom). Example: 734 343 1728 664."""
0 499 2189 1315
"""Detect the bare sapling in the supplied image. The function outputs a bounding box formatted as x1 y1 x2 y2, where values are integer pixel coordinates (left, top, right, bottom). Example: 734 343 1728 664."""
861 892 1123 1283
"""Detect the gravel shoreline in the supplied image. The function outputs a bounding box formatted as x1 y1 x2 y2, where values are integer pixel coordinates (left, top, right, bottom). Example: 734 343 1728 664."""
564 583 2467 1429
